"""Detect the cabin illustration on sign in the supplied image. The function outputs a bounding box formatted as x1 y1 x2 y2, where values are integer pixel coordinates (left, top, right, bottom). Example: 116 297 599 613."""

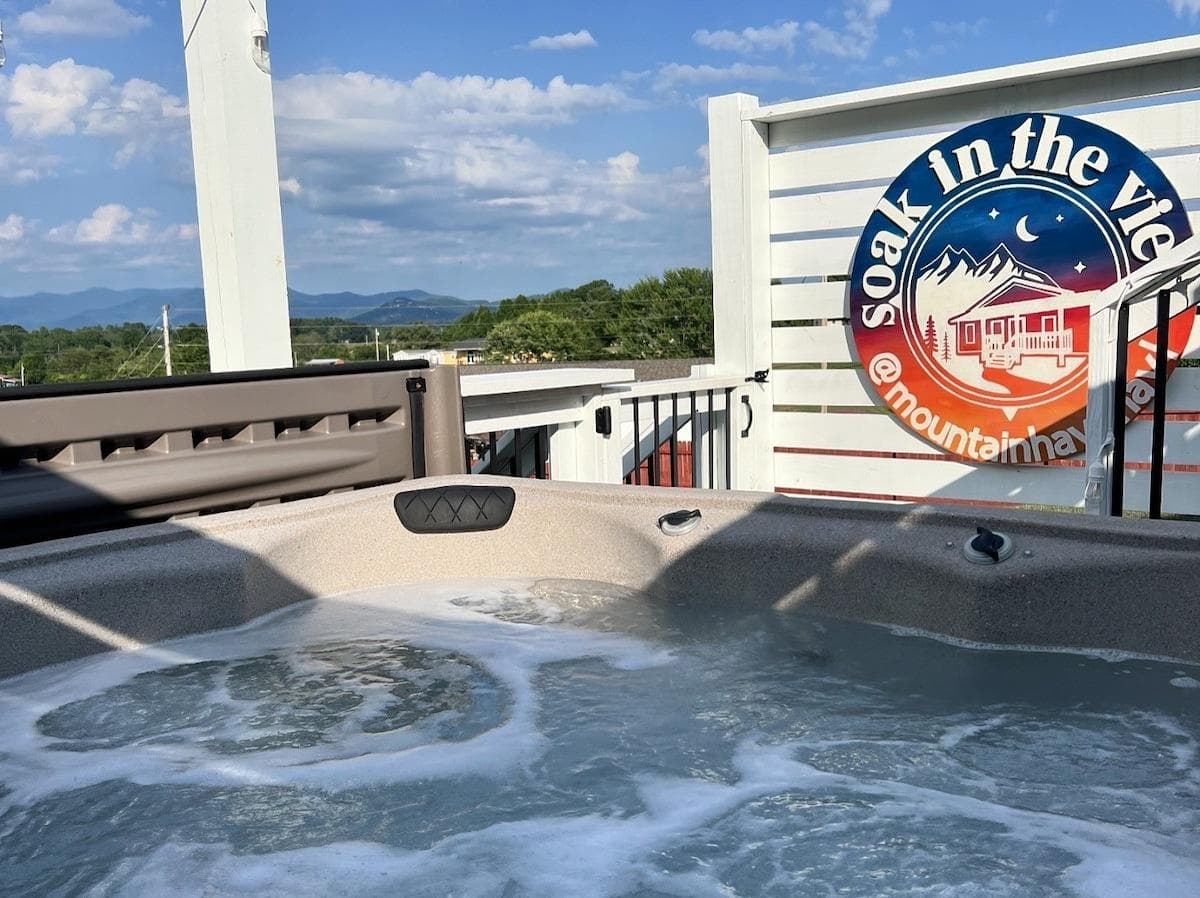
920 245 1090 372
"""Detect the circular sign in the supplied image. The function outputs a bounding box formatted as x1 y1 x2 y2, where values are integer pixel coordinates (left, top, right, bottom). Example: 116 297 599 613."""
849 113 1195 463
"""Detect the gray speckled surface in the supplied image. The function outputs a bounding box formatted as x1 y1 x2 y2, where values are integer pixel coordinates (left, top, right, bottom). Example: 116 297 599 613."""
2 475 1199 678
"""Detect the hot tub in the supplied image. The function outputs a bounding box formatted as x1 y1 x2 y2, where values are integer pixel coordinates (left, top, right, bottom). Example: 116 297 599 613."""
4 476 1199 674
2 478 1198 895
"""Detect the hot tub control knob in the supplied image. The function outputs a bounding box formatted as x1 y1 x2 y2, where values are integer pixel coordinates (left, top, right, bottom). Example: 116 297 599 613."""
963 526 1014 564
658 508 702 536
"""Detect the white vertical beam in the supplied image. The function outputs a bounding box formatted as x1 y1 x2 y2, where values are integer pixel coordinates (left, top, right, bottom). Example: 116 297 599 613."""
181 0 292 371
548 395 624 484
708 93 774 492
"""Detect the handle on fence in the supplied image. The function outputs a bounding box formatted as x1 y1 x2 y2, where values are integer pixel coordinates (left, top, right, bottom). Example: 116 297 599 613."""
740 394 754 438
407 376 427 478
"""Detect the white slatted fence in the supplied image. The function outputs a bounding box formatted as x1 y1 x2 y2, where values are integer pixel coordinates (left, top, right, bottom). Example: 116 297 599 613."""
709 37 1200 514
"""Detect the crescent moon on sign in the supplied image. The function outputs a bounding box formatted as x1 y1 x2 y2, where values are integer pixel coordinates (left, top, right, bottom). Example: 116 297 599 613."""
1015 215 1039 243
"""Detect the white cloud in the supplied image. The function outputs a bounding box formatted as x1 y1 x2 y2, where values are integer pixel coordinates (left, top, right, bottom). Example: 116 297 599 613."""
50 203 137 243
0 214 26 241
0 59 187 162
82 77 188 163
2 58 112 137
0 204 197 278
526 29 597 51
0 147 61 182
18 0 150 38
693 22 801 55
267 67 708 287
931 19 989 37
693 2 892 62
654 62 787 92
606 151 639 185
47 204 191 246
1169 0 1200 15
279 177 302 197
274 71 632 143
804 0 893 60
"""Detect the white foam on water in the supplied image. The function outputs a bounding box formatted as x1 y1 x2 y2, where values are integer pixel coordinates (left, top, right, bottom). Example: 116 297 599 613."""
4 581 1199 897
86 736 1200 898
937 715 1009 750
884 623 1200 666
0 580 674 810
756 742 1200 898
1170 676 1200 689
80 740 865 897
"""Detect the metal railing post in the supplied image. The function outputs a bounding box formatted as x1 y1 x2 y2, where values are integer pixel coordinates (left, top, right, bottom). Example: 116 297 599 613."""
1149 289 1171 519
1109 303 1131 516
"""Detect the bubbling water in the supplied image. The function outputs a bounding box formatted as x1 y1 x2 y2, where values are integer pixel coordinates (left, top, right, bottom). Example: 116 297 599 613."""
0 579 1197 897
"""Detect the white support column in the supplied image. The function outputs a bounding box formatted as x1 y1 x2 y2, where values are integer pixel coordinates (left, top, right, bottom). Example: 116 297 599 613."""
1083 306 1118 514
549 394 624 484
708 93 774 492
181 0 292 371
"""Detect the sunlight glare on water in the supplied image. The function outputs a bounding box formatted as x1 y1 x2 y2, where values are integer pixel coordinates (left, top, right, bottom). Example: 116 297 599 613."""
0 578 1197 897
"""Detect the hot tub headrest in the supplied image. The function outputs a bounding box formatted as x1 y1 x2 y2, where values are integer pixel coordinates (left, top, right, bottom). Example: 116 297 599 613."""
393 484 516 534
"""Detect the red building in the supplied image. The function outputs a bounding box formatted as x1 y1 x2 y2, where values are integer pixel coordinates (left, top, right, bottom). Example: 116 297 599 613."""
947 276 1090 370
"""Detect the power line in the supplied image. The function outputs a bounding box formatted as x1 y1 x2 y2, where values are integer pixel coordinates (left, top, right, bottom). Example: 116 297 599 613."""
112 325 159 376
287 315 715 331
281 297 716 316
120 339 164 374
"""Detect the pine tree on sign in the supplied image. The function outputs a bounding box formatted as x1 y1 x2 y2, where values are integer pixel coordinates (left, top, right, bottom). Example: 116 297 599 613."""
924 315 938 356
941 332 951 362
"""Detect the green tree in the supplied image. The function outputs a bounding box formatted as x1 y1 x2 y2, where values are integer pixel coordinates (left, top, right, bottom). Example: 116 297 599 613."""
441 305 496 343
388 323 442 350
540 279 616 359
17 351 45 384
171 324 211 375
485 310 586 363
615 268 713 359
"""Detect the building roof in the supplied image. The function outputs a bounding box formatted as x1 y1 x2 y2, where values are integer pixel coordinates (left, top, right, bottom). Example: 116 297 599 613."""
449 339 487 351
947 277 1085 325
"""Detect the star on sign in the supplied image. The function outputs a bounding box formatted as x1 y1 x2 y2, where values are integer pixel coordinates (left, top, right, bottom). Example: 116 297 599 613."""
988 208 1000 220
1056 214 1065 223
1074 261 1087 274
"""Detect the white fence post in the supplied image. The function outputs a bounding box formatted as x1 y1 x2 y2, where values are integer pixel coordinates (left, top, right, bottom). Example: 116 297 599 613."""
181 0 292 371
549 394 623 484
708 93 774 493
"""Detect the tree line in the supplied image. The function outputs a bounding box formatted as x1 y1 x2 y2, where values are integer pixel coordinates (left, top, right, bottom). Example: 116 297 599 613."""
0 268 714 384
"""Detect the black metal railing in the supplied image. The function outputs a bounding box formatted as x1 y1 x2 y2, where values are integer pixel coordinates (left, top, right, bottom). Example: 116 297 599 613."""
467 427 550 480
625 386 734 489
461 380 746 490
1110 288 1171 518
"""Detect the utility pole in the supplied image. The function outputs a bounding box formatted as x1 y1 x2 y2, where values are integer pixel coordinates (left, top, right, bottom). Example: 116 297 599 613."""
19 362 23 386
375 328 381 361
161 305 173 376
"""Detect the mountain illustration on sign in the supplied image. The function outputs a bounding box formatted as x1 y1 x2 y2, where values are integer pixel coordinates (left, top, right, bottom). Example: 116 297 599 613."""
915 243 1089 395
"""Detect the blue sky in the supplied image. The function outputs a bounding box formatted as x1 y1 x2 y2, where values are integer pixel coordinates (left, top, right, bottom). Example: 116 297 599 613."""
0 0 1198 302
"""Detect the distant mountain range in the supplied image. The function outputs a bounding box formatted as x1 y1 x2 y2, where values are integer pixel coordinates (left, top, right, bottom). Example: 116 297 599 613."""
0 287 486 329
